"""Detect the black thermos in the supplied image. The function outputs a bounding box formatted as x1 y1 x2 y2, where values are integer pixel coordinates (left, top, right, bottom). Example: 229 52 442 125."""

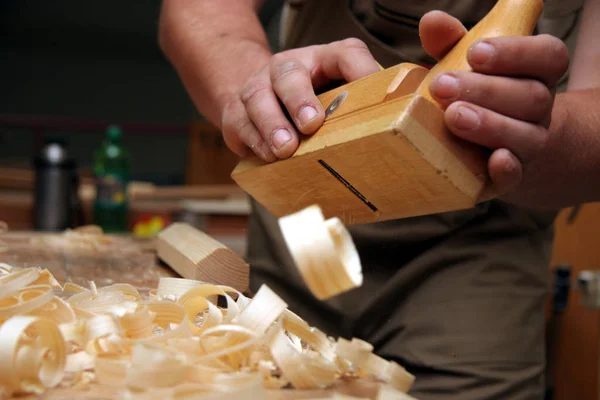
33 139 80 231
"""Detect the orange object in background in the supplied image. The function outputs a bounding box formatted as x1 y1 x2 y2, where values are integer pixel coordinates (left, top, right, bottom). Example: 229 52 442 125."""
132 214 170 238
550 203 600 400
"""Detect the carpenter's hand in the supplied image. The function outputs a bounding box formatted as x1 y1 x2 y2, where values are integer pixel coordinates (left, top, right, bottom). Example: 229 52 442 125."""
222 40 380 162
421 11 570 204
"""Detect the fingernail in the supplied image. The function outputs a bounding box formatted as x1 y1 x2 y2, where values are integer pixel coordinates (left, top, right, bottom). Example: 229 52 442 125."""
299 106 318 126
470 41 495 65
504 152 519 174
272 129 292 150
505 157 518 174
455 106 479 130
432 74 459 99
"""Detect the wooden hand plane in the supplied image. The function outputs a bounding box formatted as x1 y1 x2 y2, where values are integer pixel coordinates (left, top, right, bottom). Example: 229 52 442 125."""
231 0 543 226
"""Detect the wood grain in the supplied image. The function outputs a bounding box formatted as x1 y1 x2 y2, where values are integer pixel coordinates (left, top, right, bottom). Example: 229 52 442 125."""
0 231 176 290
156 222 249 292
395 95 490 200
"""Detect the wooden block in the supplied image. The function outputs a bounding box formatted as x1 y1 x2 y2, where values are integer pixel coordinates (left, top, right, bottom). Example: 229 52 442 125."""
231 0 543 226
156 222 249 292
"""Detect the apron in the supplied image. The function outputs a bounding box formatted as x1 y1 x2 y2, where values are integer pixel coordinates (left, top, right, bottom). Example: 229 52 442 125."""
280 0 583 87
249 1 584 398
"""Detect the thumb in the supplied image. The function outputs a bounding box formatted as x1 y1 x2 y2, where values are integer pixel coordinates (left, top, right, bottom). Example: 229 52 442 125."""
419 11 467 60
477 148 523 203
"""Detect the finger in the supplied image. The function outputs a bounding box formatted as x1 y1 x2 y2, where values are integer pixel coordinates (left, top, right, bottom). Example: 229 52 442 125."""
221 97 276 162
419 11 467 60
467 34 569 87
240 73 299 159
445 101 548 162
270 55 325 135
478 148 523 202
430 71 553 123
220 102 247 158
314 38 380 85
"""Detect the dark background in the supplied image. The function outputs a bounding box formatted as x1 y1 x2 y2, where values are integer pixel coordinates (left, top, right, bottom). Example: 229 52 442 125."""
0 0 283 184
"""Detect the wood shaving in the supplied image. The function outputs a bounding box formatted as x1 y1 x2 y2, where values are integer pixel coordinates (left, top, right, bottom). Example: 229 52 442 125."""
29 225 146 257
278 205 363 300
0 265 416 398
0 215 416 399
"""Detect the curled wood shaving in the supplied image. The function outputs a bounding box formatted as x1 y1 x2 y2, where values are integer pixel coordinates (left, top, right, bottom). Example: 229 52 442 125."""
0 263 14 275
30 224 145 256
278 205 363 300
157 277 205 300
28 295 76 324
0 237 415 399
0 315 66 395
336 338 415 392
233 285 287 334
0 267 40 299
0 284 54 318
270 325 338 389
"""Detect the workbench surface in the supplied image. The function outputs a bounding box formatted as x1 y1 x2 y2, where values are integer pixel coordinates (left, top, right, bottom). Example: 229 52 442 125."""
0 231 176 290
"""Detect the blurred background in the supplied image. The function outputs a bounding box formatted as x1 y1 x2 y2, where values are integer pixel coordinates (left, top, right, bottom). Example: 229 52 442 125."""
0 0 282 241
0 0 282 183
0 1 599 399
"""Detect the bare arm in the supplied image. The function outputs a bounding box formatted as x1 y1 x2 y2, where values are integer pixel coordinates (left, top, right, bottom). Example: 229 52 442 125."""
158 0 272 128
423 0 600 209
159 0 380 161
500 0 600 207
160 0 600 208
540 0 600 206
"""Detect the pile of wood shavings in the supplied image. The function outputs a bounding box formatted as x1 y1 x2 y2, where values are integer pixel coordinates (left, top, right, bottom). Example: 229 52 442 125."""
0 264 416 399
28 225 146 256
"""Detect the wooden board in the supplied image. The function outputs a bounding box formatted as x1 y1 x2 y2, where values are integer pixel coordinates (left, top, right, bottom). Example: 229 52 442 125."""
232 0 543 226
156 222 249 292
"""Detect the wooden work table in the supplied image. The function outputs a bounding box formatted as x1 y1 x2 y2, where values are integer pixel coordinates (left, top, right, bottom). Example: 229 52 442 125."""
0 231 177 291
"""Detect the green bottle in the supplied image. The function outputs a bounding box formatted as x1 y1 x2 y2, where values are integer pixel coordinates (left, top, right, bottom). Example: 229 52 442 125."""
93 125 131 233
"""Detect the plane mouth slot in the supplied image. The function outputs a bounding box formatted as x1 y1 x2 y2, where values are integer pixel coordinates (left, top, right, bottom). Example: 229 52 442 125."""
318 159 379 212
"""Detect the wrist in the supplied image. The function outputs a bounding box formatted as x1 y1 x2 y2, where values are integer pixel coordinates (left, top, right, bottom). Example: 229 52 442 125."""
159 1 272 127
212 39 272 125
551 89 600 204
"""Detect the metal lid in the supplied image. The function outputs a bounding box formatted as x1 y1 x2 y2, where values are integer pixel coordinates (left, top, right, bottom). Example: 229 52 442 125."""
106 125 123 142
34 139 75 168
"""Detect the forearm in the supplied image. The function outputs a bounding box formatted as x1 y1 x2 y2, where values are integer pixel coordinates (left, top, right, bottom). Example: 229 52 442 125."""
159 0 272 127
548 0 600 205
549 88 600 205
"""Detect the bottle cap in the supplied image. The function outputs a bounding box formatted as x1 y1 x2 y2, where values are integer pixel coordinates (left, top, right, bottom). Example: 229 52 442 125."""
106 125 123 142
34 139 75 168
